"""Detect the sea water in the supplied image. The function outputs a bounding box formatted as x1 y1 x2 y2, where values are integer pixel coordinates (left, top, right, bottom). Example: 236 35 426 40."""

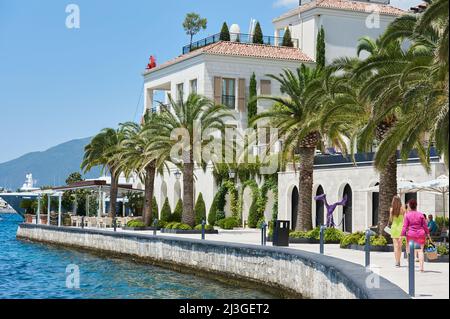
0 214 274 299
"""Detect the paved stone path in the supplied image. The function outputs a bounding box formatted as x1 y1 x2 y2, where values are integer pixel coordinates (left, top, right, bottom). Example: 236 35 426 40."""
113 228 449 299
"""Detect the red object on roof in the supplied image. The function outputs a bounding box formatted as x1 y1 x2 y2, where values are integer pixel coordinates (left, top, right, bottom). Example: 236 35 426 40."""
146 55 157 69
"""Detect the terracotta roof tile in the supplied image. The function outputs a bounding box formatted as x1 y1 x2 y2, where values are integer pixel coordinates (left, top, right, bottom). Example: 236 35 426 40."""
144 41 313 75
274 0 405 22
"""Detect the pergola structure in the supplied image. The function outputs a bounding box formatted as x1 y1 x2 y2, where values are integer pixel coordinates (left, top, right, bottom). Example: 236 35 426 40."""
33 180 144 227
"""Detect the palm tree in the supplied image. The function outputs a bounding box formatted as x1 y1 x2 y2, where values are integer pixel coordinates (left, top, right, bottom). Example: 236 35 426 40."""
119 112 162 226
81 128 125 219
369 1 449 169
253 64 344 231
147 93 233 227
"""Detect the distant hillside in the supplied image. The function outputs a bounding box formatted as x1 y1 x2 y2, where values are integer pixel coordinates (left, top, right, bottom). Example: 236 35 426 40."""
0 137 101 190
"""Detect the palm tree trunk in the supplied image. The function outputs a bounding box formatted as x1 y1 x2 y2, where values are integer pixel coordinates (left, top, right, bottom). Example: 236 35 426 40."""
143 163 156 227
296 146 315 231
109 172 119 219
378 153 398 235
182 155 195 227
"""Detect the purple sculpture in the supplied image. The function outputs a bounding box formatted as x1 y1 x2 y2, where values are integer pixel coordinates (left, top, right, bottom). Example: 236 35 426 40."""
314 194 348 228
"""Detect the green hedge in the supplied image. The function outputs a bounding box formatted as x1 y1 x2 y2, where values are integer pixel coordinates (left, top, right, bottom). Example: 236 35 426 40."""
340 232 364 248
165 222 192 230
358 235 388 247
160 198 172 223
194 224 215 231
127 220 146 228
152 196 159 219
217 217 239 230
288 227 344 243
171 199 183 223
194 193 207 225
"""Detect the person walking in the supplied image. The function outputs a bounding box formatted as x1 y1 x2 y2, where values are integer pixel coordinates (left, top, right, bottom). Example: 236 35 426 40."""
402 199 432 273
389 196 406 267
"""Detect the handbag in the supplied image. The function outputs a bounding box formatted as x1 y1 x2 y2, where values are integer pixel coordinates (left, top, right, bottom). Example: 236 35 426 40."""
384 226 392 236
425 242 438 261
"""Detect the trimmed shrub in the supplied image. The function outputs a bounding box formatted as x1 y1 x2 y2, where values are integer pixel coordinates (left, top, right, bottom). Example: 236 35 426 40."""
194 193 207 225
358 235 388 247
247 200 260 228
324 228 344 243
127 220 146 228
316 25 326 69
208 194 219 226
248 73 257 127
436 217 449 229
306 227 321 240
340 232 364 248
171 199 183 223
160 198 172 223
157 220 167 229
282 28 294 47
289 231 308 239
194 224 215 231
437 244 449 256
220 22 230 41
215 211 226 225
165 222 192 230
253 22 263 44
217 217 239 230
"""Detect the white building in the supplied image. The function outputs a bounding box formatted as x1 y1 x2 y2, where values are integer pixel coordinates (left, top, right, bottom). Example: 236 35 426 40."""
141 0 448 231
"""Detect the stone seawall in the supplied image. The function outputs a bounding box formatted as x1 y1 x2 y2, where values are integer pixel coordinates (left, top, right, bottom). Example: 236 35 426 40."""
17 224 409 299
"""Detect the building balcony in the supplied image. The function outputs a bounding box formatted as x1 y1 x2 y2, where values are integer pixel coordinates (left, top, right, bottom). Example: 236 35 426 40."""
182 33 299 55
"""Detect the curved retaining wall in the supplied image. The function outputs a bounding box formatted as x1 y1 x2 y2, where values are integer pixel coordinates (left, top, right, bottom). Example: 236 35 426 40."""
17 224 409 299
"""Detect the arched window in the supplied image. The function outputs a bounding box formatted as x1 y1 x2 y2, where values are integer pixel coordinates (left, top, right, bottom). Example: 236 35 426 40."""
316 186 325 227
372 183 379 227
343 184 353 233
291 186 299 230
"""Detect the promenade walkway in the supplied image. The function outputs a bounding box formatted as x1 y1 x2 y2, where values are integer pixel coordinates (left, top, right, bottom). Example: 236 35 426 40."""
114 228 449 299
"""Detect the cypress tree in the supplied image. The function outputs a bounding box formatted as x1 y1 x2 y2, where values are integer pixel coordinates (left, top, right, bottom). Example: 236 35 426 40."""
282 28 294 47
316 26 326 70
171 199 183 222
194 193 207 225
248 73 257 127
220 22 231 41
160 198 172 222
253 22 264 44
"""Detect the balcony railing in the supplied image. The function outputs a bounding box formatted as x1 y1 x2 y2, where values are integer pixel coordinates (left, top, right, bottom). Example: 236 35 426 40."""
222 95 236 109
182 33 299 54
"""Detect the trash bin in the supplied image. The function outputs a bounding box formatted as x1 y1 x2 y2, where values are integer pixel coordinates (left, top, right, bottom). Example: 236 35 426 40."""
273 220 290 247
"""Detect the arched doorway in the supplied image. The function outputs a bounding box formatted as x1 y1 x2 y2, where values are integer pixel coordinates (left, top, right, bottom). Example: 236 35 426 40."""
316 186 325 227
343 184 353 233
405 192 418 206
291 186 299 230
372 183 379 227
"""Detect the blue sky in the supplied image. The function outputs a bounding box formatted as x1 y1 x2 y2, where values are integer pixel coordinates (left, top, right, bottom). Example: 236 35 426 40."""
0 0 419 163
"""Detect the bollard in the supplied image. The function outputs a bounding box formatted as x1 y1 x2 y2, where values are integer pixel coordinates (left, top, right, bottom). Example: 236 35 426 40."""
81 216 85 229
153 218 158 236
365 230 371 267
409 240 418 297
113 217 117 232
261 222 267 246
320 225 326 254
201 219 206 240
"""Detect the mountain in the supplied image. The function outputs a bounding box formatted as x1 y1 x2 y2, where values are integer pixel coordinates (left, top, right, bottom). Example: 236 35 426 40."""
0 137 101 190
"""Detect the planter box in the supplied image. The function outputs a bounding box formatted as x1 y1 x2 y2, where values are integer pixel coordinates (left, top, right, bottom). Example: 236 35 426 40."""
267 237 340 244
161 229 219 235
122 227 158 231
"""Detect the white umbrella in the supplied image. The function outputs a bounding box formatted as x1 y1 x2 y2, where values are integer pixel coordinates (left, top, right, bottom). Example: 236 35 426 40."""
414 175 449 221
357 179 421 195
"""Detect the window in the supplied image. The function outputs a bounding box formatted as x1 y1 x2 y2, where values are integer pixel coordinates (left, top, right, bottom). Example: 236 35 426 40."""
190 79 198 95
260 80 271 95
222 78 236 109
176 83 184 103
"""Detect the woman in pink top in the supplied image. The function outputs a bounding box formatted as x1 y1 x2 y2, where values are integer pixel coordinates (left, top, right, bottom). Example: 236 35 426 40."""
402 199 432 272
